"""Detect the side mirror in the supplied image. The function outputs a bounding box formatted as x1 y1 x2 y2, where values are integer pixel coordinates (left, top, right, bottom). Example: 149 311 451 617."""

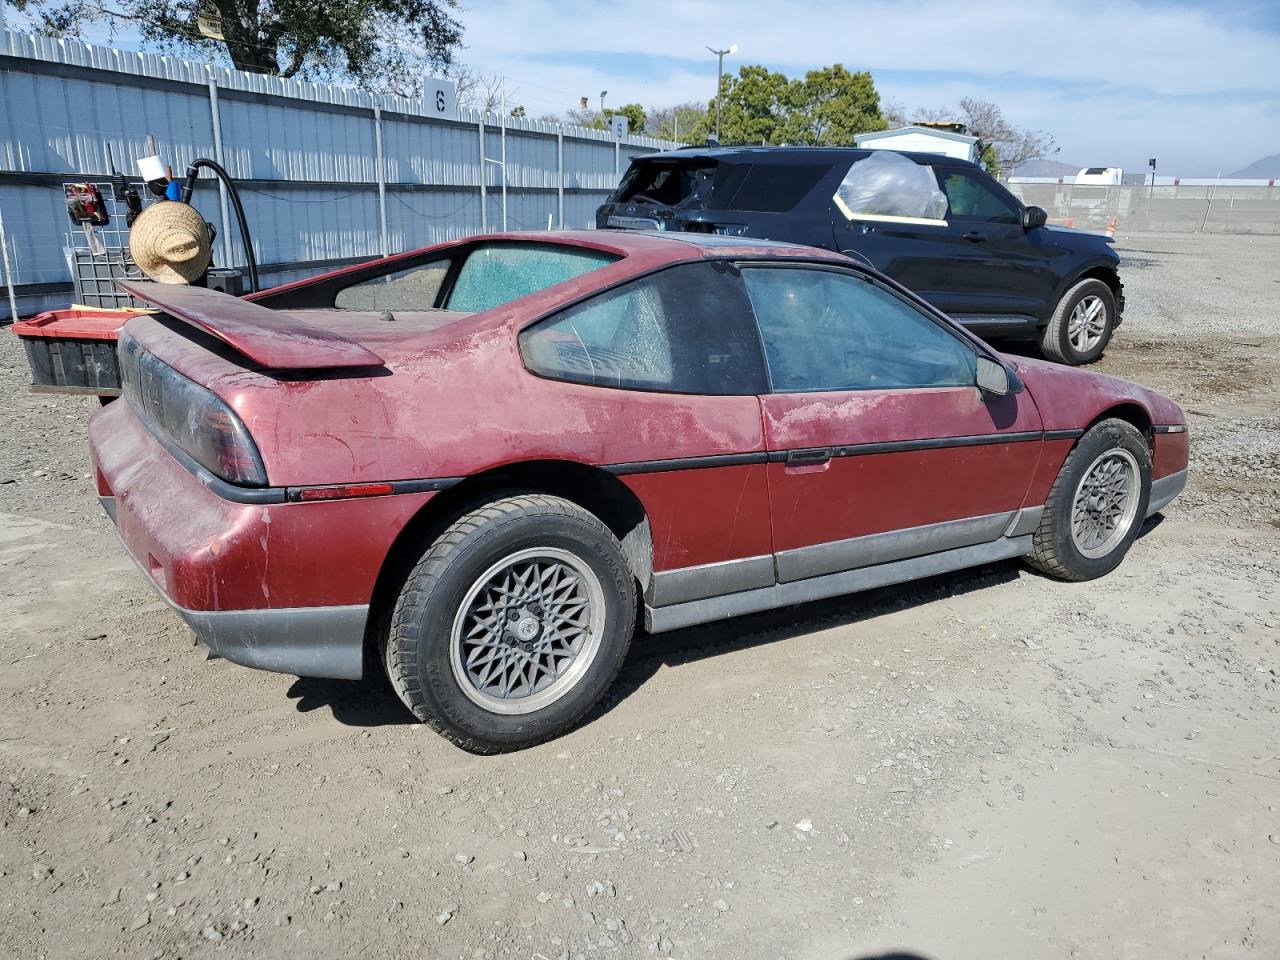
975 355 1011 396
1022 205 1047 230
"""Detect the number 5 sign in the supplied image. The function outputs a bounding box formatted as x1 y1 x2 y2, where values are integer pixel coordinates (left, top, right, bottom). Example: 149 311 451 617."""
423 77 458 119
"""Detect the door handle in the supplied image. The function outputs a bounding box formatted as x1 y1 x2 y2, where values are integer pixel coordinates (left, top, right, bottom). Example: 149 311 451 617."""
963 230 988 242
785 448 833 466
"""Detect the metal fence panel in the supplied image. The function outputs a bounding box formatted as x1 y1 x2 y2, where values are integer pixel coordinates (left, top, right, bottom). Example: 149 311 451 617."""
219 99 378 183
0 29 678 316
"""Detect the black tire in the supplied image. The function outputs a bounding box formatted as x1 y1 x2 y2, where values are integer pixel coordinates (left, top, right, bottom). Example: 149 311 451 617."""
1026 418 1152 581
1040 278 1116 365
384 494 635 753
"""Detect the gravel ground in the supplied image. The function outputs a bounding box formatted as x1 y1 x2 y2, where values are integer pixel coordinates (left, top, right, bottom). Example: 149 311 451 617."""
1 231 1277 960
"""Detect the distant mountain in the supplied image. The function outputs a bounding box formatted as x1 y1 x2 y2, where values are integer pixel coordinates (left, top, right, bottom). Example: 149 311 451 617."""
1007 158 1080 178
1228 154 1280 178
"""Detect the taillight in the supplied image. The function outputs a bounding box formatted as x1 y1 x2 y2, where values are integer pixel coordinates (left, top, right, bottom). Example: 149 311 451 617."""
119 329 268 486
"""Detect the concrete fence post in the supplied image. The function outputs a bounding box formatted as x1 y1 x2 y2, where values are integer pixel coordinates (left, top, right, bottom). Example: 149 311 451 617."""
373 105 389 257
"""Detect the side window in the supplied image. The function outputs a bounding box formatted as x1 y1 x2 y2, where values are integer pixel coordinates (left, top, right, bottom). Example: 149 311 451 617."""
834 152 949 224
446 244 616 312
520 263 767 395
937 169 1020 224
741 267 977 393
335 260 450 310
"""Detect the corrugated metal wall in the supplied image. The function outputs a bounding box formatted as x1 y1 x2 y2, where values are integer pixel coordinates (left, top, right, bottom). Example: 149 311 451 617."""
0 30 677 316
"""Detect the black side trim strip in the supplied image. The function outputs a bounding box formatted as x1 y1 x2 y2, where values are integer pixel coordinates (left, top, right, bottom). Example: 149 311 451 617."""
604 452 768 476
1044 428 1085 441
1152 424 1187 434
388 477 464 494
606 431 1060 476
765 431 1043 463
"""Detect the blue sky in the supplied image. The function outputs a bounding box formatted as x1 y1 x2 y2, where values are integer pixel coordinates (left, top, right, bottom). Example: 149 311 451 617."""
453 0 1280 175
10 0 1278 175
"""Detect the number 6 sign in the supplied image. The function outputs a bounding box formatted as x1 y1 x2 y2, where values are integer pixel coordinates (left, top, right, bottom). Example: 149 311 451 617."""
423 77 458 120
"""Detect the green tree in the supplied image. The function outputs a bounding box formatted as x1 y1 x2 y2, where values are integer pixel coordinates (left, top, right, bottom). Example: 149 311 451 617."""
781 64 887 145
712 63 886 146
979 143 1002 178
716 65 792 144
14 0 464 94
608 103 647 135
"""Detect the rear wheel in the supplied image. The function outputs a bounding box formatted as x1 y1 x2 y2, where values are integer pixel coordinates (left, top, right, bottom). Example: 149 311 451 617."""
384 494 635 753
1041 278 1116 365
1026 418 1151 581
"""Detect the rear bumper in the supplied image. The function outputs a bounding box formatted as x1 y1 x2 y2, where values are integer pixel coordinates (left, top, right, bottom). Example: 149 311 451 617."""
89 399 435 681
94 527 368 680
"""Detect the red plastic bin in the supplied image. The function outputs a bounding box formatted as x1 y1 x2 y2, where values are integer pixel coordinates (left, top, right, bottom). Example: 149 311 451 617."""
10 307 147 398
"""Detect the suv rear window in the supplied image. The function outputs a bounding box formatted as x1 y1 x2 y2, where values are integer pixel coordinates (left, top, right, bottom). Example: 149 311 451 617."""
720 164 829 212
612 161 718 207
610 160 829 214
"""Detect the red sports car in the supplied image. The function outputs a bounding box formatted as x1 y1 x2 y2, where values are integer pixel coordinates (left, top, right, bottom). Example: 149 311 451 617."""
89 231 1188 752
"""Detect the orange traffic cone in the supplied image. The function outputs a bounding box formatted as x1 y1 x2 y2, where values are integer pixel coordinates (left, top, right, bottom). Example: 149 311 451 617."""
1105 217 1117 235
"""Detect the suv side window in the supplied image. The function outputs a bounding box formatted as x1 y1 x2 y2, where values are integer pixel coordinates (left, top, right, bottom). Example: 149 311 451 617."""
937 168 1020 224
741 266 977 392
520 262 768 395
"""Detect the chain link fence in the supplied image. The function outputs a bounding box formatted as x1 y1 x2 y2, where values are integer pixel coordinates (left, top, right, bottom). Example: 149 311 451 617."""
1005 179 1280 235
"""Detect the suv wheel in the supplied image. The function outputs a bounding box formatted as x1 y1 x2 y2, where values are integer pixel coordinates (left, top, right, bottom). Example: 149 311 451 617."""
1041 278 1117 365
384 494 635 753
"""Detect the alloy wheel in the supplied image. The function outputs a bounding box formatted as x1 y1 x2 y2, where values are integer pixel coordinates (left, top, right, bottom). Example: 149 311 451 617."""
1067 295 1109 353
449 547 606 715
1070 449 1140 559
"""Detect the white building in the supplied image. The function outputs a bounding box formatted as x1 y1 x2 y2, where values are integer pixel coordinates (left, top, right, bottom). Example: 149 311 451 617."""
854 125 980 162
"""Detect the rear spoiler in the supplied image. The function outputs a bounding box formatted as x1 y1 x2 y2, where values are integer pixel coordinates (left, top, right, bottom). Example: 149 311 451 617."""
116 280 383 370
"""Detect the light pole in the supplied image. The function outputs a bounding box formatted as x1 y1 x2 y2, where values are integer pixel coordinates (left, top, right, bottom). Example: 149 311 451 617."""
706 44 737 141
599 90 608 123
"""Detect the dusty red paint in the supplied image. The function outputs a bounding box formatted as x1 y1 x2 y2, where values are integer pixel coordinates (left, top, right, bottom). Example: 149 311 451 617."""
762 386 1045 550
1022 439 1080 506
116 279 384 369
1012 355 1185 431
1153 432 1190 480
88 230 1189 619
92 399 433 611
621 464 773 571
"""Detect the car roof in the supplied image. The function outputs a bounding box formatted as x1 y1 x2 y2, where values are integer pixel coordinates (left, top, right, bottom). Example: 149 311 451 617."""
638 145 974 169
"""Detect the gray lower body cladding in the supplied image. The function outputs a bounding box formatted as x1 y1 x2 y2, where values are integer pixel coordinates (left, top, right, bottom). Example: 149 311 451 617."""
646 535 1034 634
1147 469 1187 518
181 604 368 680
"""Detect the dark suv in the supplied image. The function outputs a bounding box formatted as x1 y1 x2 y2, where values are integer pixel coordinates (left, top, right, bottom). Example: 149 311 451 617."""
596 147 1124 365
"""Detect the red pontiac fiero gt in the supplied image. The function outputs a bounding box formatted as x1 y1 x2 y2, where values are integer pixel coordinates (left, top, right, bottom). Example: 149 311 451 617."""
89 231 1188 752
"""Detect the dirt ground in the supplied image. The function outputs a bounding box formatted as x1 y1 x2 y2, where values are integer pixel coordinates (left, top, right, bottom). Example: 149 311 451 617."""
1 232 1277 960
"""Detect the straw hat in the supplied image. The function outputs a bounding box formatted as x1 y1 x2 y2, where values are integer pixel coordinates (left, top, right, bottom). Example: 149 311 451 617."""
128 201 212 284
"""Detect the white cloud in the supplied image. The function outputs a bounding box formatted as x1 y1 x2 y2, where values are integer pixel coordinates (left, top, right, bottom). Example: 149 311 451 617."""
460 0 1279 96
457 0 1280 173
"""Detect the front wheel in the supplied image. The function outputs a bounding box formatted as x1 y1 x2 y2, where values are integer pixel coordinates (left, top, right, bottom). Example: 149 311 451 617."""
1041 278 1117 365
384 494 635 753
1026 418 1152 581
